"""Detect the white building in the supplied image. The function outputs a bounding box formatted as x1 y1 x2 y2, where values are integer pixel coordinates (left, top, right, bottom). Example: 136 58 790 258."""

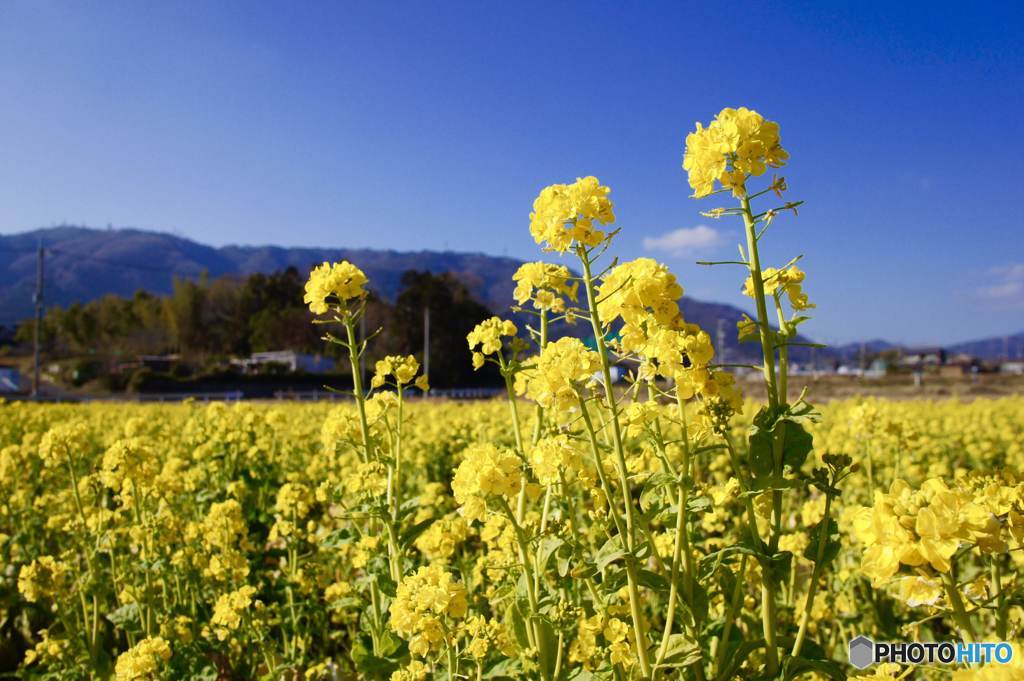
0 367 25 394
235 350 335 374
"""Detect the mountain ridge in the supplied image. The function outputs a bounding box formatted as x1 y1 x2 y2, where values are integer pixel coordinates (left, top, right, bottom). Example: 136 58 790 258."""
1 226 1019 360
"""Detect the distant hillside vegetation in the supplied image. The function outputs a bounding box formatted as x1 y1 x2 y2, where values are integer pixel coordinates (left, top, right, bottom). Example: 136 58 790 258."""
5 225 1015 361
0 226 522 317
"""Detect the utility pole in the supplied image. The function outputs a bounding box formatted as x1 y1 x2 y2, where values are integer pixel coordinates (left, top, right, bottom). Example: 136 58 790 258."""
423 307 430 379
32 240 44 398
716 318 726 365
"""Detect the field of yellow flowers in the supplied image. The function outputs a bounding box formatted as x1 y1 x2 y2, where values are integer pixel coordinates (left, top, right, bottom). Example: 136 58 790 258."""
2 108 1023 680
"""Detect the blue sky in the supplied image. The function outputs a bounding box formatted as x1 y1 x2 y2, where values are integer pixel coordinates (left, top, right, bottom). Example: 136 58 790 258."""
0 1 1021 345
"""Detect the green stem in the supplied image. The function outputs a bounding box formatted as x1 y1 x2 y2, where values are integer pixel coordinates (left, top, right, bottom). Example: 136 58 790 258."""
344 317 373 462
773 297 789 404
132 481 154 638
577 244 652 678
657 395 702 676
534 485 553 598
531 311 549 446
498 499 549 680
714 555 748 677
942 572 977 643
499 354 529 523
992 557 1007 640
740 196 779 408
740 195 782 675
791 493 834 657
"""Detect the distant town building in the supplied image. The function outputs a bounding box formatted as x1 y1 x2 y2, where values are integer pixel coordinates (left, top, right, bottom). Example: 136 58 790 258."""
116 354 180 374
898 347 946 369
235 350 335 374
0 366 24 393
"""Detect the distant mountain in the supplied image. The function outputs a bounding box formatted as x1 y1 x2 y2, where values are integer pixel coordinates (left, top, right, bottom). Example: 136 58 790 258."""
948 332 1024 361
8 226 1012 363
0 225 784 360
830 339 899 362
0 225 523 318
832 335 1024 362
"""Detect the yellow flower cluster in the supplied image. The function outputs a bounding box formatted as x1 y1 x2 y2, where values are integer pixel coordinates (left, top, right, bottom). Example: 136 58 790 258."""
517 337 600 417
389 564 468 656
114 636 171 681
274 482 313 519
693 371 745 435
211 585 259 640
198 499 251 582
683 106 788 197
569 614 636 670
852 478 1006 585
743 265 814 311
597 258 683 328
415 514 470 560
529 434 585 486
100 437 159 493
451 443 523 522
512 261 578 312
390 660 430 681
623 319 715 390
372 354 429 391
467 317 517 370
529 176 615 252
18 556 68 603
303 260 368 315
38 421 89 467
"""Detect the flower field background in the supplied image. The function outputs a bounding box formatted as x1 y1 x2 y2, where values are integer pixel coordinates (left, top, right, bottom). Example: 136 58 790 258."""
2 397 1023 680
2 108 1023 681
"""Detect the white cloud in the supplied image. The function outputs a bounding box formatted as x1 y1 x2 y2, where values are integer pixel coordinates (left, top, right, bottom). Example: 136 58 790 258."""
642 225 724 256
976 263 1024 305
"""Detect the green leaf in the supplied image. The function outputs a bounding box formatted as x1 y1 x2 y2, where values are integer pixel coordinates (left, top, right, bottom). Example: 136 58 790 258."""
640 472 677 510
556 545 572 578
745 405 774 481
764 551 793 585
399 516 436 548
594 536 627 571
715 639 765 680
536 616 558 679
803 518 841 568
686 495 712 514
105 602 140 631
786 398 822 424
653 634 702 669
748 410 815 484
778 419 813 470
636 568 668 592
505 600 531 650
318 527 354 549
352 647 400 677
782 656 845 680
537 535 564 572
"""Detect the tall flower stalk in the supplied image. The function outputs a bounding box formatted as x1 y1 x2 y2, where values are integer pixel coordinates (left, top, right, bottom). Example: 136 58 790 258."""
684 106 837 677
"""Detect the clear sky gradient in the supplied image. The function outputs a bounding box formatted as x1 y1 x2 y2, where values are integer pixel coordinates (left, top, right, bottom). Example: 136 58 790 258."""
0 1 1021 345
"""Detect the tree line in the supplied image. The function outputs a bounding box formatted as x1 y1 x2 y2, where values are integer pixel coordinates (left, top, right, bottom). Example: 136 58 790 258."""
12 268 500 388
